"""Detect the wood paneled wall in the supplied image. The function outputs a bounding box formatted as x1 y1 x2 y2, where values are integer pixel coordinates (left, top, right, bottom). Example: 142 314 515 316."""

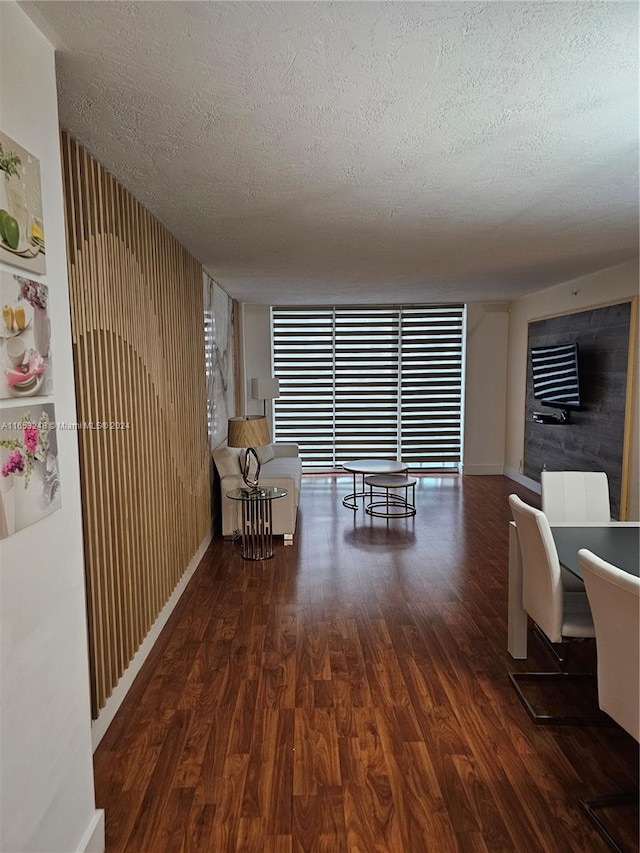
61 133 210 717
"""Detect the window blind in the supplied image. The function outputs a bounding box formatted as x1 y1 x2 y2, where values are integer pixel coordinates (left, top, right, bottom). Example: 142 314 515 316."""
272 305 465 469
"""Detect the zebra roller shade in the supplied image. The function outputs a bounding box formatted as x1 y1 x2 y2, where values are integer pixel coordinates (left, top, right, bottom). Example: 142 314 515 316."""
531 343 580 408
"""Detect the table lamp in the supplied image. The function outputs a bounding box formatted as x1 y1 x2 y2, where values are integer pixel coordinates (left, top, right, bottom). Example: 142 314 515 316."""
251 377 280 416
227 415 271 491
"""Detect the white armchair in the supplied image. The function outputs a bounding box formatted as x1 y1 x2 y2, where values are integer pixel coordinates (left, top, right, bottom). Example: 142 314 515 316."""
213 442 302 543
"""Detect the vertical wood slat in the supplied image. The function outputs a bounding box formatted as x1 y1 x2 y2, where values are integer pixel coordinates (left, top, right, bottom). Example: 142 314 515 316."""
61 132 210 717
620 296 638 520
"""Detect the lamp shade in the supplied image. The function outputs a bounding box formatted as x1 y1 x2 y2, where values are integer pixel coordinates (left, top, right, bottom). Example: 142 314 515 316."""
251 377 280 400
227 415 271 448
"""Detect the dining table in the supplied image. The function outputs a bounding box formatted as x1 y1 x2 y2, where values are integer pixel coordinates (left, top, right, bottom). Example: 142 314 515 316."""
508 521 640 659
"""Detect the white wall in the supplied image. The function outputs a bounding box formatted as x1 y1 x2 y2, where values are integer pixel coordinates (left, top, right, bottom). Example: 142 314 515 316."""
0 4 103 852
241 301 512 469
505 259 639 519
239 262 638 512
463 303 509 474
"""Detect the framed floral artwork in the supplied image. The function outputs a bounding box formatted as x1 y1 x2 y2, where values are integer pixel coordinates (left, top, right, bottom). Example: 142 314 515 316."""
0 403 61 539
0 131 46 275
0 271 52 400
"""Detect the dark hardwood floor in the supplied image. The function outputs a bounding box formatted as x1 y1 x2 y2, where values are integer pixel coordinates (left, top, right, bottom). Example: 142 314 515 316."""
94 475 639 852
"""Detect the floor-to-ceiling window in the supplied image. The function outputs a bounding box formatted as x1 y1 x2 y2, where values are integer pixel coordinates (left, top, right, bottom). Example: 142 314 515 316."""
272 305 465 469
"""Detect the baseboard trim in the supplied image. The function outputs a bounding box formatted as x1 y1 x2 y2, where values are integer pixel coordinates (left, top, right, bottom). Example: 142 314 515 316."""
461 464 505 476
76 809 105 853
91 532 212 751
503 467 541 494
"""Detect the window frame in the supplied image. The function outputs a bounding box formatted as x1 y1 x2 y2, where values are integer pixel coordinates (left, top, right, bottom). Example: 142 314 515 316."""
271 304 465 470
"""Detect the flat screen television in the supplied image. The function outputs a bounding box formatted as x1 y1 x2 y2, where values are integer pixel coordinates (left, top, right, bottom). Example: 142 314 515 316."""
531 342 581 409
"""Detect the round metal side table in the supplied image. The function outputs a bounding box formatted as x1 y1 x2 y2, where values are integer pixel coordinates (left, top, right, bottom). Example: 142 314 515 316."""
226 486 288 560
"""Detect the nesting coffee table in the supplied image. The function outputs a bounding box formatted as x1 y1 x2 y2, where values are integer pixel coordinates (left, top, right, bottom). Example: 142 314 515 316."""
364 474 417 518
342 459 408 510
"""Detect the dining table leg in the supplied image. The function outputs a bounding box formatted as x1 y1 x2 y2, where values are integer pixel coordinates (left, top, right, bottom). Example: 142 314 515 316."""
508 521 528 659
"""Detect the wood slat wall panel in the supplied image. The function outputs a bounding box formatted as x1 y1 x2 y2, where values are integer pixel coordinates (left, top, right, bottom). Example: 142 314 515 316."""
61 133 210 717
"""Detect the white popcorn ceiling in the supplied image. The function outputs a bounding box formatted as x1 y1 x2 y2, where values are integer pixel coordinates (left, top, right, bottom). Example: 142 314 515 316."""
25 1 639 304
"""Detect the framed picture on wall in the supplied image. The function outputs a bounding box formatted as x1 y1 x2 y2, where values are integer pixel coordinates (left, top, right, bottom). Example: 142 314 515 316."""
0 130 46 275
0 402 61 539
0 271 52 399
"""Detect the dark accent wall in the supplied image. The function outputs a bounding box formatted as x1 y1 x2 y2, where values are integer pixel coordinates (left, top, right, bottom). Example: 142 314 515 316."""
524 301 632 519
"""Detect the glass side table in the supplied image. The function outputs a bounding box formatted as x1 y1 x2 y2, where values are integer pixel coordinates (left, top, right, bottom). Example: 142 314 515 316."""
226 486 288 560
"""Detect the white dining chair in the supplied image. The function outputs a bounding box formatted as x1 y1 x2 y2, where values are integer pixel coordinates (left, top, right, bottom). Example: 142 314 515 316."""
541 470 611 523
508 495 603 725
577 548 639 852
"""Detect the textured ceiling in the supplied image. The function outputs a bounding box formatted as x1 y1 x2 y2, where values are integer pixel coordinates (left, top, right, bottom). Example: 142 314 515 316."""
23 1 640 304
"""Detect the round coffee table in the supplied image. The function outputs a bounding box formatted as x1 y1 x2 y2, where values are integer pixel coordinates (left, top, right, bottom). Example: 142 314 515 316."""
364 474 417 518
342 459 408 510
